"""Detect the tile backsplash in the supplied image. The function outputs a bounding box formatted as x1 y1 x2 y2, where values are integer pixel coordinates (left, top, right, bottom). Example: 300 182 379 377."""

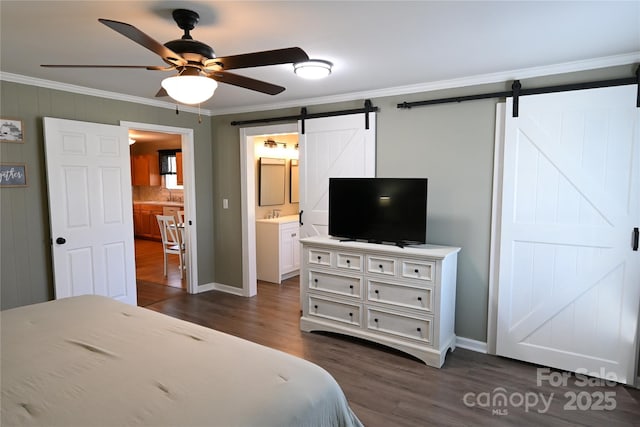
132 186 184 203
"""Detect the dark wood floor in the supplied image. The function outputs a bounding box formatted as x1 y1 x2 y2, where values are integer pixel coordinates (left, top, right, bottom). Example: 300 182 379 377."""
135 238 186 307
142 277 640 427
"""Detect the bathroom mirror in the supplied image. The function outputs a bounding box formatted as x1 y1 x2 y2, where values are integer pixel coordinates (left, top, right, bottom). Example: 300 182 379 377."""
290 159 299 203
259 157 286 206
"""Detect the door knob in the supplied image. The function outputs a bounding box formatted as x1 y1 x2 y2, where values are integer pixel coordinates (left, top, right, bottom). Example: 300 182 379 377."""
56 237 66 245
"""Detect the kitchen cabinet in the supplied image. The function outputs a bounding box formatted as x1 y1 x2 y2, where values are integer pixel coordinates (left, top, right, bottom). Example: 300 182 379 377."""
162 206 182 223
131 154 160 186
176 151 183 186
133 204 179 240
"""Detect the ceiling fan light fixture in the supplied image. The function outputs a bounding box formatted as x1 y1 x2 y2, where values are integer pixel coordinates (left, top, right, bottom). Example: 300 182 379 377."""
161 74 218 105
294 59 332 79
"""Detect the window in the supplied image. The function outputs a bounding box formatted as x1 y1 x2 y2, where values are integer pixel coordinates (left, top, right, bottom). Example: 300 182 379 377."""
164 173 183 190
158 149 183 190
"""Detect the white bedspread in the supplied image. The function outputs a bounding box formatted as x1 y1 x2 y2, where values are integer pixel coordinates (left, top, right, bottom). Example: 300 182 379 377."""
1 295 363 427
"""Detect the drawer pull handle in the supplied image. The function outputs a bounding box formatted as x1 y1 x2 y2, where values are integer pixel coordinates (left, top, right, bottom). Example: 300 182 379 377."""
314 278 318 283
416 327 422 332
346 259 351 264
314 305 318 309
379 264 383 269
349 285 354 289
349 312 353 317
414 269 419 273
417 296 422 301
374 289 379 295
374 318 378 323
317 256 322 261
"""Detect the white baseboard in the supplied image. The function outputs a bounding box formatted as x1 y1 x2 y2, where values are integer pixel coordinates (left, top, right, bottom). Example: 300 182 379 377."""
195 282 217 293
202 282 248 297
456 337 488 354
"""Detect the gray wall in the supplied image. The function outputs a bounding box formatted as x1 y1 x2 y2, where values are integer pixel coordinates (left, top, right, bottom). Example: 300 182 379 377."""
211 96 496 341
209 64 635 343
2 63 635 345
0 82 215 309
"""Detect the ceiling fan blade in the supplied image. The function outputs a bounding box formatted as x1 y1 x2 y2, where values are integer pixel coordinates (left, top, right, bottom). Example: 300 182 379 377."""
206 47 309 70
98 18 187 67
208 71 285 95
155 87 168 98
41 64 172 70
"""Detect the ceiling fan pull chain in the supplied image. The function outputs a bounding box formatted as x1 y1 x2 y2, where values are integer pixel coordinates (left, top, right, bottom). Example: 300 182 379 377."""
175 104 179 115
198 105 202 124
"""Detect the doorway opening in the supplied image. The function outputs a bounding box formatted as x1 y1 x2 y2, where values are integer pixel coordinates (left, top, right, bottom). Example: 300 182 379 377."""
121 121 199 301
129 129 184 305
240 123 299 297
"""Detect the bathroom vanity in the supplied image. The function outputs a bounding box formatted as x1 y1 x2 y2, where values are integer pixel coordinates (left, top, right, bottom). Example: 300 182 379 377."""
256 215 300 284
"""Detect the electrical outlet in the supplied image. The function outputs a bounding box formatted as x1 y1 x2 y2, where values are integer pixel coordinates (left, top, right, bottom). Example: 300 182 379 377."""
223 198 229 209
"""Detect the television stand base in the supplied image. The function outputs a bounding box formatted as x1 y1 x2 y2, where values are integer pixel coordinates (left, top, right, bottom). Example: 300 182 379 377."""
299 236 461 367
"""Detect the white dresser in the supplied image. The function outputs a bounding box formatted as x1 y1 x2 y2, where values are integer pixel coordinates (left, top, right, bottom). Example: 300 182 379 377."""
299 236 460 367
256 215 300 284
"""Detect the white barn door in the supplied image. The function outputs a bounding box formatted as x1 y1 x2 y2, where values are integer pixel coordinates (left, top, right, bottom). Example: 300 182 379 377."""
298 113 376 238
43 117 137 305
495 86 640 384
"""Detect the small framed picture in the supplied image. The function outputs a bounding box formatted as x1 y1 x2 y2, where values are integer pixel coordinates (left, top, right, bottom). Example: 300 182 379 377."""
0 118 24 143
0 163 27 187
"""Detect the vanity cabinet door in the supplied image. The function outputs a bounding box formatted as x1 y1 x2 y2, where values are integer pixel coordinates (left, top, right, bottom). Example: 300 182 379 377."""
256 217 300 284
280 222 300 274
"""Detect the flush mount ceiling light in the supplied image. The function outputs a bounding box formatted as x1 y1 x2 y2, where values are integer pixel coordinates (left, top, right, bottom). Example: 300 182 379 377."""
161 70 218 105
293 59 333 79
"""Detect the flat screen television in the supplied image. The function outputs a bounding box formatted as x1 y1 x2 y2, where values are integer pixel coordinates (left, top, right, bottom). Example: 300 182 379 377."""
328 177 428 245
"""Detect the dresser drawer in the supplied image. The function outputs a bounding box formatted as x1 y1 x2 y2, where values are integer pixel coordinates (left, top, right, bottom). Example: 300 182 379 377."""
307 248 332 266
308 296 361 326
367 255 396 276
336 252 363 272
367 308 432 344
309 270 361 298
367 280 433 312
401 259 435 282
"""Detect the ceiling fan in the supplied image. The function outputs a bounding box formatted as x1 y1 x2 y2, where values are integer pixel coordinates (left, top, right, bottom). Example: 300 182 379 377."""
42 9 310 104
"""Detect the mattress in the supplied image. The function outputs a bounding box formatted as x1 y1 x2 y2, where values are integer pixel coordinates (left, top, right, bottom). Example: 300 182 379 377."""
1 295 363 427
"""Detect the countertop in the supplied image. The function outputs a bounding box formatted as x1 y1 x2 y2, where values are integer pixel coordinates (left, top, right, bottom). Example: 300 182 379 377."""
133 201 184 207
256 214 299 224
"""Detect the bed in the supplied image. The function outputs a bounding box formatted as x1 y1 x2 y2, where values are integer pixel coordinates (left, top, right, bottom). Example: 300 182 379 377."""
1 295 363 427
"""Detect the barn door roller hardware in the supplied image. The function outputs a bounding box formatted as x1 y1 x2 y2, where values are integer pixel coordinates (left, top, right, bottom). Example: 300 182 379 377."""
231 100 379 133
397 65 640 117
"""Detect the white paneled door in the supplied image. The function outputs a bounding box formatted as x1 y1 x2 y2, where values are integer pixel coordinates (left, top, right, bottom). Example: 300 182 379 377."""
298 113 376 238
496 86 640 383
43 117 137 305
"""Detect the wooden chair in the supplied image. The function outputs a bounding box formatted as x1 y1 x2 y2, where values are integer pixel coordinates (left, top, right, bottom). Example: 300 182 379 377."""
156 214 185 279
177 210 185 225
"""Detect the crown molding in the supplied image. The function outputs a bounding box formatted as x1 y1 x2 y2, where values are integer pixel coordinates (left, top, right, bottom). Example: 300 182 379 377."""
0 72 211 116
208 52 640 115
2 52 637 117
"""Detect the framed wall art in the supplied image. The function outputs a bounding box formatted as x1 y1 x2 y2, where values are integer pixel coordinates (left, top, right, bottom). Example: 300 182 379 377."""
0 163 27 187
0 118 24 143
